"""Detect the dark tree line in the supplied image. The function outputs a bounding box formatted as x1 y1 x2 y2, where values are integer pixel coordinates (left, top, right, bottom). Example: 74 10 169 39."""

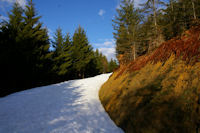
51 26 118 80
0 0 118 97
113 0 200 64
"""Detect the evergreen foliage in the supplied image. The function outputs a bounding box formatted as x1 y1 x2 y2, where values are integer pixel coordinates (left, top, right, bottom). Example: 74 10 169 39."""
72 26 93 78
0 1 112 97
21 0 50 87
113 0 200 64
52 28 72 77
0 1 51 96
113 0 140 62
108 59 118 72
2 0 199 97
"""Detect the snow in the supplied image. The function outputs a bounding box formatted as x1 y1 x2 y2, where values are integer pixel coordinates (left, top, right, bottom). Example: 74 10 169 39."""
0 74 124 133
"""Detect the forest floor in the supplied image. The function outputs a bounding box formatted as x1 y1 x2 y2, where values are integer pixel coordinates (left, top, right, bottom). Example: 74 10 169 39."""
0 74 123 133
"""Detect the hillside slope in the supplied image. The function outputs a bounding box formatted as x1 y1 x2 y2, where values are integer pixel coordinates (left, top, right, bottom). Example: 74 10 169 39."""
0 74 123 133
99 26 200 133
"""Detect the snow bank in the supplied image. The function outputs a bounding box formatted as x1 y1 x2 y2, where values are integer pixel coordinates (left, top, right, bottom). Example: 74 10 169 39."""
0 74 123 133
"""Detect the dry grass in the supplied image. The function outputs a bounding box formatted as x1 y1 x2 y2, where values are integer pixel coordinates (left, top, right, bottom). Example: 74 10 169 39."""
115 26 200 79
99 26 200 133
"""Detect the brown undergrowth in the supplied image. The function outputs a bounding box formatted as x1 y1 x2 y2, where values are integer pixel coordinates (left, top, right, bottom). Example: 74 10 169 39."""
99 26 200 133
116 26 200 79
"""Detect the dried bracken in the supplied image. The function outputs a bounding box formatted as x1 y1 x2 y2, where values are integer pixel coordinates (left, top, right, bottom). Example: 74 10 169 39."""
100 26 200 133
115 26 200 79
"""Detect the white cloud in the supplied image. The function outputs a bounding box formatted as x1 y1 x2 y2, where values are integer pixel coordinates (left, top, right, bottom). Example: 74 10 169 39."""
1 0 26 8
134 0 146 8
93 39 116 61
116 0 146 9
104 39 115 46
47 28 54 40
17 0 26 7
98 9 105 16
116 4 120 9
98 47 116 61
0 15 8 21
94 39 115 48
104 41 113 46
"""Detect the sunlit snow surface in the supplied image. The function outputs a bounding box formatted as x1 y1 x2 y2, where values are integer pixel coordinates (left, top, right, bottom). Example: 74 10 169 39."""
0 74 123 133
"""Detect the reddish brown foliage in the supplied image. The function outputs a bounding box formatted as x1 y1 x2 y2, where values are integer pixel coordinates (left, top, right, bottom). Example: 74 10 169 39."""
116 26 200 79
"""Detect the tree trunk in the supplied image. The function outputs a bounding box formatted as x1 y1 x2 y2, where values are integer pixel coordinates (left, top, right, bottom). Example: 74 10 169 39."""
78 72 81 78
133 44 136 61
170 0 175 22
82 72 84 79
153 0 158 34
191 0 197 20
183 3 187 28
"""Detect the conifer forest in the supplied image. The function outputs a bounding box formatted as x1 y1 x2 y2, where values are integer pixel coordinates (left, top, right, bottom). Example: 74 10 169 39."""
0 0 118 97
1 0 200 132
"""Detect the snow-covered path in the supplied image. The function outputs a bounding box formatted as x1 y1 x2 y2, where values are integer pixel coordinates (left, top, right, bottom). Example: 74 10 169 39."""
0 74 123 133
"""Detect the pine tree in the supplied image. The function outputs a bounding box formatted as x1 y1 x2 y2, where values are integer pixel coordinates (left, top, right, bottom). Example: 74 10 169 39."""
52 28 72 76
161 0 178 40
60 33 72 75
94 49 104 73
113 0 140 63
52 27 64 75
0 0 51 95
0 2 24 94
8 3 24 30
101 55 109 73
72 26 93 78
161 0 200 41
140 0 165 34
21 0 50 86
84 51 100 77
52 27 64 54
140 0 165 52
108 59 118 72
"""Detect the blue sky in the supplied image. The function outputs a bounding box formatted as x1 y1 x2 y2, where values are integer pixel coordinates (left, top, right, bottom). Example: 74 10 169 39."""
0 0 145 61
